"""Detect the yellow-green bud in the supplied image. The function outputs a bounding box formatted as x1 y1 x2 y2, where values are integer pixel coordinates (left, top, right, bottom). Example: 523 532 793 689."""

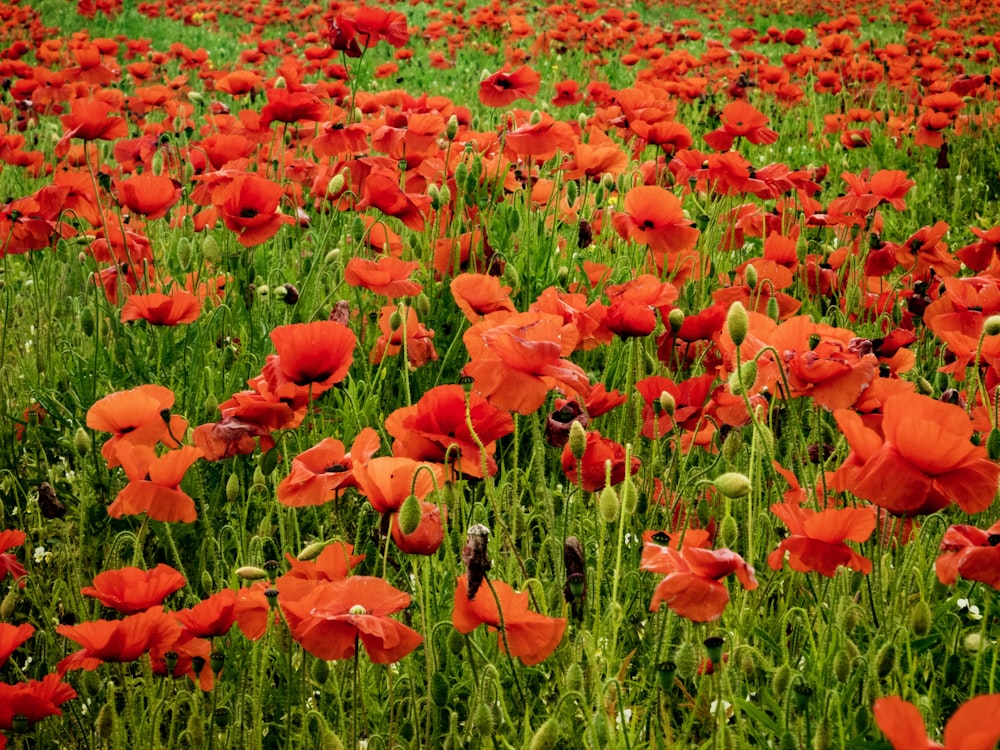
530 109 542 125
202 235 221 264
987 428 1000 461
389 309 404 331
908 599 932 637
318 727 345 750
225 474 241 503
186 713 205 748
297 541 327 561
398 494 423 535
415 293 431 318
726 301 749 346
327 173 345 197
674 642 698 679
176 237 192 270
833 648 851 684
568 421 587 460
0 590 16 621
565 663 584 694
964 633 983 653
274 75 287 89
74 427 92 457
446 114 459 141
311 657 330 685
200 570 214 593
96 704 114 741
472 702 494 737
766 295 780 321
438 183 451 206
744 264 758 289
874 642 895 679
713 472 752 499
984 314 1000 336
721 429 743 462
430 671 449 707
772 663 792 697
728 360 757 396
598 485 619 523
566 179 578 206
659 391 676 416
447 628 465 656
915 376 934 396
813 717 833 750
236 566 268 581
529 718 561 750
718 515 738 547
668 308 685 333
620 478 637 513
151 150 164 177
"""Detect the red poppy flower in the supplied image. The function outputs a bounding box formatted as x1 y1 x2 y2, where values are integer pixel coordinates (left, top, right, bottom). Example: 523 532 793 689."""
604 275 678 339
357 168 431 231
641 540 758 623
369 304 438 369
479 65 541 107
766 502 876 577
704 100 779 151
283 542 365 584
121 289 202 326
277 428 380 507
391 501 445 555
0 673 77 733
280 577 422 663
352 6 410 47
85 384 188 468
611 185 700 257
117 172 182 220
81 563 186 615
56 97 128 155
384 385 514 479
453 575 566 666
260 320 356 401
462 311 591 415
935 520 1000 590
0 623 33 668
57 606 184 672
108 444 203 523
174 589 238 639
829 392 1000 515
218 173 295 247
352 457 445 514
451 274 517 321
874 694 1000 750
259 88 328 127
344 256 421 299
0 530 27 587
561 430 640 493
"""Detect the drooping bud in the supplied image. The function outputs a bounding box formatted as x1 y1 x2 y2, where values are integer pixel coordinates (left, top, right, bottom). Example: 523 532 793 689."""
528 718 561 750
445 114 459 141
598 485 619 523
667 308 684 333
568 420 587 460
718 515 738 547
74 427 92 457
398 494 423 535
297 541 327 561
987 428 1000 461
744 264 758 289
563 536 586 620
713 472 752 499
984 314 1000 336
236 566 268 581
726 301 749 346
728 360 757 396
225 474 241 503
908 599 932 637
202 235 221 264
674 642 698 679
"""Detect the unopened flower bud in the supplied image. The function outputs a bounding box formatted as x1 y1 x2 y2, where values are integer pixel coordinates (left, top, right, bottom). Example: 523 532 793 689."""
236 566 268 581
728 360 757 396
96 704 114 741
529 718 561 750
908 599 932 637
659 391 676 416
987 428 1000 461
273 75 287 89
675 641 698 679
874 642 895 678
915 376 934 396
398 494 423 535
667 308 685 333
202 235 221 264
389 309 404 331
175 238 192 270
726 301 749 346
772 663 792 697
984 315 1000 336
225 474 241 503
568 421 587 460
446 114 459 140
766 295 780 321
472 702 494 738
0 590 16 620
297 541 326 561
718 515 738 547
744 264 758 289
566 179 578 207
598 485 619 523
620 478 637 513
74 427 92 457
430 671 450 706
713 472 752 499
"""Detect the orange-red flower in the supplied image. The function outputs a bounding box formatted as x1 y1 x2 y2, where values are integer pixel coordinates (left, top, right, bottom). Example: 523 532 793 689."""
767 502 876 577
0 530 27 587
0 673 77 734
641 539 758 622
57 606 184 672
261 320 356 401
561 430 640 493
391 501 445 555
277 428 380 507
369 305 438 369
218 173 294 247
462 311 591 414
0 623 33 668
611 185 700 257
385 385 514 478
117 172 182 220
453 575 566 665
935 520 1000 590
830 392 1000 515
703 100 779 151
81 563 186 615
120 289 202 326
874 694 1000 750
108 444 203 523
174 589 238 639
281 577 422 663
344 256 422 299
283 542 364 584
86 384 188 468
353 457 446 514
479 65 541 107
451 273 516 321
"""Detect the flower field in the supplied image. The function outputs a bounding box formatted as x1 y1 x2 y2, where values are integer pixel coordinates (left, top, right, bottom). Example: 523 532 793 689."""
3 0 1000 746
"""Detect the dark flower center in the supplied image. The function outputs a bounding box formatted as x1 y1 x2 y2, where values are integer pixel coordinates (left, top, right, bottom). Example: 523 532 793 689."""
240 207 259 219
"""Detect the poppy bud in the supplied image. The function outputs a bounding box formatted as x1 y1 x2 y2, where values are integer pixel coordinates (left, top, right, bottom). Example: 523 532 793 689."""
279 283 299 305
502 261 520 287
454 162 468 188
472 702 494 737
598 485 619 523
260 448 280 476
744 263 758 289
987 428 1000 461
842 604 864 631
620 477 637 513
96 705 114 741
446 114 459 141
388 309 404 331
398 494 423 535
659 391 676 416
944 652 963 685
438 184 451 206
202 235 221 264
721 428 743 462
591 714 610 747
915 376 934 396
430 671 450 706
779 731 797 750
874 642 895 679
80 305 95 336
813 716 833 750
176 237 192 270
428 183 442 209
713 471 752 499
852 706 870 735
566 179 578 207
984 314 1000 336
833 649 851 683
447 629 465 656
766 296 780 321
675 642 698 679
236 566 268 581
568 420 587 460
718 515 738 547
0 590 15 620
908 599 932 637
728 360 757 396
726 301 749 345
529 718 561 750
274 75 287 89
200 570 214 593
667 308 684 333
187 714 205 748
772 664 792 698
964 633 982 653
73 426 92 457
225 474 241 503
600 173 616 192
565 662 584 694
